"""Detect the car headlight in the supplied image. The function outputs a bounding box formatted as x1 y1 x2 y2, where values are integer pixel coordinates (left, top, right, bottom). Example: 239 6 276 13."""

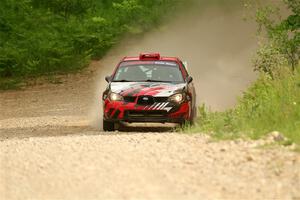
169 93 184 103
109 93 123 101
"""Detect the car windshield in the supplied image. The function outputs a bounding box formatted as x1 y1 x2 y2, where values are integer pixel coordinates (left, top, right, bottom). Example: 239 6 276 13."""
113 61 184 83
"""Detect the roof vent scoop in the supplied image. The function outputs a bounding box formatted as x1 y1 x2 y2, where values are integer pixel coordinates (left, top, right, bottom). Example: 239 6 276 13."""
139 53 160 60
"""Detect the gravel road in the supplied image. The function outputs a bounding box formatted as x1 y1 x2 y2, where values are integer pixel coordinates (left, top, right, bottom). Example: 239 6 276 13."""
1 62 300 200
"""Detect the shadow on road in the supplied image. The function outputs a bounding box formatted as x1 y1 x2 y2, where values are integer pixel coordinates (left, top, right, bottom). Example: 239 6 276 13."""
0 124 176 141
118 123 176 133
0 126 96 141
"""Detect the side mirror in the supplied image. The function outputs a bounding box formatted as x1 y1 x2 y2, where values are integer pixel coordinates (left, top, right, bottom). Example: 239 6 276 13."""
186 76 193 84
105 75 111 83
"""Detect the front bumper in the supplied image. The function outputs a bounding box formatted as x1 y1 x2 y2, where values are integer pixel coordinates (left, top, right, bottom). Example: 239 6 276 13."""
103 100 190 123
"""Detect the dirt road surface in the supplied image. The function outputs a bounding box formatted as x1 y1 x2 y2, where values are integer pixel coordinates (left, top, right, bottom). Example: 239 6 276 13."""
0 62 300 200
1 4 300 199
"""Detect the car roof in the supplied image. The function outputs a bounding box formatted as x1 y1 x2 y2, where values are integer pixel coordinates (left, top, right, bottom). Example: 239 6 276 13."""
114 53 188 78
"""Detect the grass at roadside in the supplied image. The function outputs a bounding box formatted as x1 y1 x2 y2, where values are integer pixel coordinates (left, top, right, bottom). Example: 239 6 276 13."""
0 78 23 90
187 66 300 145
186 0 299 147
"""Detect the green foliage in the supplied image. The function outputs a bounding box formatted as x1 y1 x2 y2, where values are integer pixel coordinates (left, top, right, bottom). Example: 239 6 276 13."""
192 68 300 144
30 0 95 19
254 0 300 75
0 78 22 90
0 0 182 80
190 0 300 145
284 0 300 15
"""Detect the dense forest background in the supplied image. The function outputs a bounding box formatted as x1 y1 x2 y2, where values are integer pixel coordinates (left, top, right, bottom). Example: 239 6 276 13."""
0 0 182 79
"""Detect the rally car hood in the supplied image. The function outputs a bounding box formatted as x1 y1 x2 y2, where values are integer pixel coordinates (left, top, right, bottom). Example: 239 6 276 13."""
110 82 186 97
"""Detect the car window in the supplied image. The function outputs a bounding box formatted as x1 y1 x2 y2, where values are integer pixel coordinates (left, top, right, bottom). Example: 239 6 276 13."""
113 61 184 83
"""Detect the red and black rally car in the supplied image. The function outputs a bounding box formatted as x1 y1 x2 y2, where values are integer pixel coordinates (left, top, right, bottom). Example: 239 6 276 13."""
102 53 196 131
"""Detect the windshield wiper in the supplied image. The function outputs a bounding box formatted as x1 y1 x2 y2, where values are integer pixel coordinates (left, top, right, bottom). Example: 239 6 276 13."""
113 79 174 83
112 80 132 82
144 79 173 83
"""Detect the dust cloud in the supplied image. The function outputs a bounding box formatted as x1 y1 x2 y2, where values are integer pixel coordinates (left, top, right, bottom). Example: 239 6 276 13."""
89 2 258 128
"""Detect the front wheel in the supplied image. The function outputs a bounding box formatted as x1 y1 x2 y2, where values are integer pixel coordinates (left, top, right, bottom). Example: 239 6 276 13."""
103 120 115 131
190 106 197 125
180 108 197 127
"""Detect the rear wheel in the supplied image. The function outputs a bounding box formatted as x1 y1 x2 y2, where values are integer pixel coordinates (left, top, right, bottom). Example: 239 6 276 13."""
103 120 115 131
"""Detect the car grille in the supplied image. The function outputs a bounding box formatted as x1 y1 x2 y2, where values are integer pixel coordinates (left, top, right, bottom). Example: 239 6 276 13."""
123 96 169 105
153 97 168 102
136 96 169 105
137 96 154 105
125 110 168 121
124 96 137 103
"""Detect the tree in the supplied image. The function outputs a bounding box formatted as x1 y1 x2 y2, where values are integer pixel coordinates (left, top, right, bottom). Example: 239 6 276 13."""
253 0 299 77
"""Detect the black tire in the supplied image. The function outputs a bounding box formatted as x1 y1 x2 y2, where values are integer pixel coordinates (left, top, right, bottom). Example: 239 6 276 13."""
103 120 115 131
180 107 197 127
